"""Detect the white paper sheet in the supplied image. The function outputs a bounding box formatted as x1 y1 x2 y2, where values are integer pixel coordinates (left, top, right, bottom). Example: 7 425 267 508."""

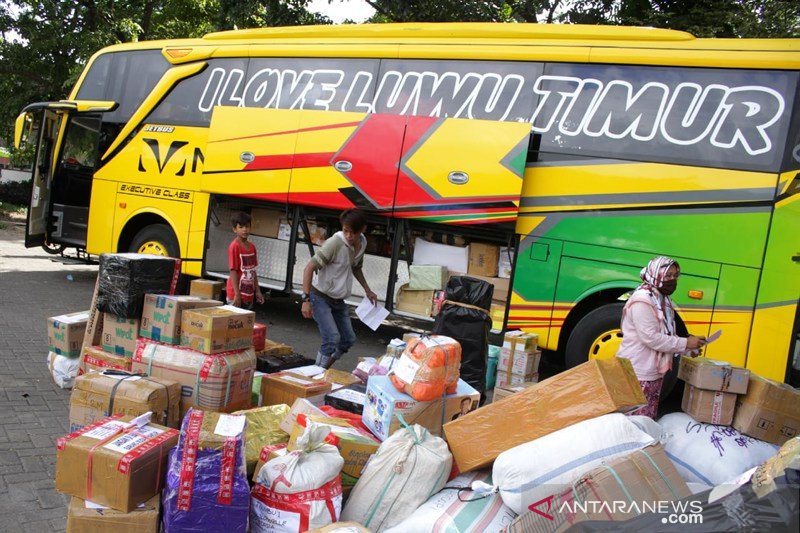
356 297 389 331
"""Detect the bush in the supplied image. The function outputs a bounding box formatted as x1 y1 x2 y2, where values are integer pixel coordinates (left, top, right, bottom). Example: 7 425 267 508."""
0 180 31 206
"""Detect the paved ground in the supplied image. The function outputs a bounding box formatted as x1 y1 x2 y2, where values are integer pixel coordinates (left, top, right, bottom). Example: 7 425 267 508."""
0 219 406 530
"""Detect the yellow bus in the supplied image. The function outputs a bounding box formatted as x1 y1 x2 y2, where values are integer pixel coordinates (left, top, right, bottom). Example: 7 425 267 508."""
15 23 800 385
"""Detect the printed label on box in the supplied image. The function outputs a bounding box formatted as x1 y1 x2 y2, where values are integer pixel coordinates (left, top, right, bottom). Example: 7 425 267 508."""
82 420 129 440
214 414 246 437
103 426 163 454
392 355 421 384
329 388 367 405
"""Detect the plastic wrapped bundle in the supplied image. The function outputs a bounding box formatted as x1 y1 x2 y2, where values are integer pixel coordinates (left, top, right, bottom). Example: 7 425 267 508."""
97 253 181 318
162 409 249 533
432 275 493 401
251 423 344 532
389 335 461 401
232 405 291 478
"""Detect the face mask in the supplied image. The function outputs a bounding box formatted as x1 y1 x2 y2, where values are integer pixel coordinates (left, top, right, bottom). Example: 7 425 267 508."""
660 280 677 295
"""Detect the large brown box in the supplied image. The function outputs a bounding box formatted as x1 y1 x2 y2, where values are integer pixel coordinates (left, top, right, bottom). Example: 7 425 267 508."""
250 207 283 238
101 313 140 357
189 279 224 300
507 443 691 532
132 340 256 416
467 242 500 277
443 357 645 472
395 283 434 316
69 372 181 432
678 356 750 394
733 374 800 445
80 346 132 374
139 294 221 345
66 494 160 533
181 305 255 354
261 371 332 407
492 381 537 403
258 339 293 357
48 311 90 357
681 384 736 425
55 415 179 512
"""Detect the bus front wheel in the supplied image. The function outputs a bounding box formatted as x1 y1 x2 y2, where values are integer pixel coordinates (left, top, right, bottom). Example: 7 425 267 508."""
128 224 179 258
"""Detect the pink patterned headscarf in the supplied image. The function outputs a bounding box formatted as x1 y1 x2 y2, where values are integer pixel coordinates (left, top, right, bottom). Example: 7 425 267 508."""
639 255 680 291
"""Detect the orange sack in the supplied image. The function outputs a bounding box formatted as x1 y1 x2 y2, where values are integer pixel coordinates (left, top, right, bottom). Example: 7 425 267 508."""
390 336 461 401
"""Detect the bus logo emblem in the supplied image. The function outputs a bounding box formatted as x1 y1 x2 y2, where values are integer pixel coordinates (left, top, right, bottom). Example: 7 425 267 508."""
240 152 255 164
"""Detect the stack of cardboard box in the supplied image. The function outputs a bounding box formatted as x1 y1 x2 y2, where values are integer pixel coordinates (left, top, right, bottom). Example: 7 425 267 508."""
678 356 750 425
732 374 800 445
47 310 90 388
495 331 540 390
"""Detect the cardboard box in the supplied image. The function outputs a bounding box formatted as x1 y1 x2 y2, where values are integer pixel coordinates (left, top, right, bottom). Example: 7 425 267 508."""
503 330 538 352
449 271 510 302
139 294 221 345
66 494 160 533
258 339 293 357
69 372 181 432
48 311 90 357
498 246 514 279
325 383 368 414
468 242 500 277
288 414 380 481
55 415 179 512
82 277 104 352
279 398 327 434
261 372 332 409
189 278 224 300
444 357 646 472
492 382 538 403
277 221 292 241
395 283 434 317
250 208 283 238
495 371 539 389
678 356 750 394
81 346 132 375
507 443 690 532
363 376 480 441
681 384 736 425
498 348 541 377
253 323 267 351
733 374 800 445
101 314 140 357
409 265 449 290
413 237 469 274
131 341 256 415
181 305 255 354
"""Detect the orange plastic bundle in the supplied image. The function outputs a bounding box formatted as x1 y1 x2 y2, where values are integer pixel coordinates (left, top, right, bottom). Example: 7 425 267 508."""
390 335 461 401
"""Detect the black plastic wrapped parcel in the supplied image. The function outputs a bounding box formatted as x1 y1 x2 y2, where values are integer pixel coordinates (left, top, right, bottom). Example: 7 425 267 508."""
96 253 180 318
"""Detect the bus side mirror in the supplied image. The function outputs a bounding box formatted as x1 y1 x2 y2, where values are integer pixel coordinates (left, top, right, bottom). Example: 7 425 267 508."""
14 112 32 149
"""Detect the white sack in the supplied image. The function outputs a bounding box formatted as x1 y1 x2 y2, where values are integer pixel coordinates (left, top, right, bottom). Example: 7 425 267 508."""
47 351 79 389
658 412 778 486
493 413 654 514
385 470 516 533
341 424 452 532
251 423 345 532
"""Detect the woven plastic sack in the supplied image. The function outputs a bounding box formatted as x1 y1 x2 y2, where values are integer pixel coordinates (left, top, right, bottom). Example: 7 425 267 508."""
341 423 453 531
390 336 461 401
251 423 344 532
162 409 249 532
232 404 291 478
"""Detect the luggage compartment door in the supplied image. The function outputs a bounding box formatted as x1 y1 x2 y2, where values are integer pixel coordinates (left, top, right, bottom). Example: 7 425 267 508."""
394 116 531 225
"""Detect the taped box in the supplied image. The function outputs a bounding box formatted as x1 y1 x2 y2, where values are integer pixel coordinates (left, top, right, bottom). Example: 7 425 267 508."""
395 283 434 317
66 494 160 533
363 375 479 441
258 339 293 357
495 370 539 389
101 314 140 357
181 305 255 354
325 383 368 415
48 311 90 358
55 414 179 512
503 330 538 353
132 340 256 416
468 242 500 277
409 265 449 290
261 371 332 409
139 294 221 345
678 356 750 394
492 381 538 403
189 278 224 300
733 374 800 445
507 443 690 532
96 253 181 319
80 346 132 375
498 348 541 377
682 384 737 425
444 357 646 472
69 372 181 432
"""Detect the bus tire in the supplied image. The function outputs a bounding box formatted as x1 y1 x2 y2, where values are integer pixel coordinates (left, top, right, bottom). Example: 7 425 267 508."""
128 223 180 259
565 301 684 399
565 302 625 369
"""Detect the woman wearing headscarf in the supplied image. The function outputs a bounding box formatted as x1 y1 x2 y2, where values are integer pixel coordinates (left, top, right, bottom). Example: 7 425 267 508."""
617 256 706 418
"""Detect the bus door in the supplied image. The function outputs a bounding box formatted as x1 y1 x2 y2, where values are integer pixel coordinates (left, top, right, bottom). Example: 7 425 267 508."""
14 100 115 250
